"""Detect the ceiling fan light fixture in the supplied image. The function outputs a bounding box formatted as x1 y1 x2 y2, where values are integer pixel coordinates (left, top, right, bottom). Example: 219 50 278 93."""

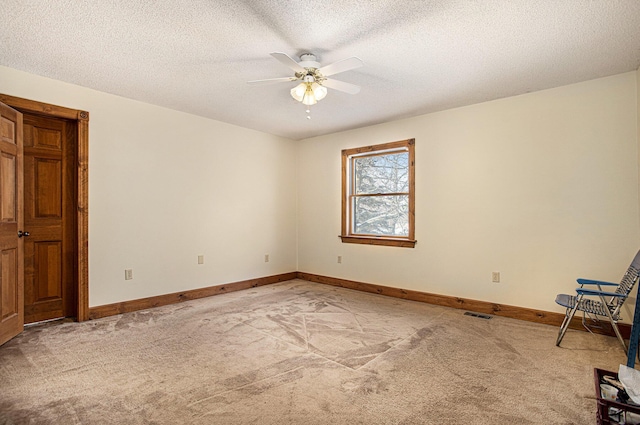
290 82 307 102
291 82 327 106
301 85 317 105
311 83 327 101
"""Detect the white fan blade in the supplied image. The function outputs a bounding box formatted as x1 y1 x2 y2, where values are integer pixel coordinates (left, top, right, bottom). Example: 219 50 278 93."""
270 52 306 73
247 77 298 85
318 57 363 76
322 78 361 94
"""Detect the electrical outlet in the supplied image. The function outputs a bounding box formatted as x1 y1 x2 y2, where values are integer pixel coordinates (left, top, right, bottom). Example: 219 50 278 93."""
264 254 269 263
125 269 133 280
492 271 500 283
198 255 204 264
337 256 342 264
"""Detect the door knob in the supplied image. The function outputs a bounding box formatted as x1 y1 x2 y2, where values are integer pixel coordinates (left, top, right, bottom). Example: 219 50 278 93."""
18 230 30 238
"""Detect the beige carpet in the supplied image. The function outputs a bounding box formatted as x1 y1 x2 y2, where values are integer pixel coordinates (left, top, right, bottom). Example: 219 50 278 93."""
0 279 627 424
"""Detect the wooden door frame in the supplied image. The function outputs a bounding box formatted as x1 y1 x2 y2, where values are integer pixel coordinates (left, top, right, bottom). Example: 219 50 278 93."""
0 94 89 322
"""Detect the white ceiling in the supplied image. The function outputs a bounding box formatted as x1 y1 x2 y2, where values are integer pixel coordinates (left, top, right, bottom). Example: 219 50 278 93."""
2 1 640 141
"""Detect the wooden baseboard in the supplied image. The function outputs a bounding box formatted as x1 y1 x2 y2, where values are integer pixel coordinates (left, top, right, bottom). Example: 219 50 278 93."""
88 270 631 340
296 272 631 339
88 272 297 320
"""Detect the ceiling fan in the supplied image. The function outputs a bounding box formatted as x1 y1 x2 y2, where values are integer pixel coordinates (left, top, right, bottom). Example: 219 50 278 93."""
248 52 363 116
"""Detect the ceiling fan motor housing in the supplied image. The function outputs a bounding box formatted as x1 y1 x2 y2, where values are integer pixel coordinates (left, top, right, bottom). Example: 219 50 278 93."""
298 53 321 70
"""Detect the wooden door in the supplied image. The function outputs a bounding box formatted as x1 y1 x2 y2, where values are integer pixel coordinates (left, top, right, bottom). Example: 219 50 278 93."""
23 114 77 323
0 102 24 346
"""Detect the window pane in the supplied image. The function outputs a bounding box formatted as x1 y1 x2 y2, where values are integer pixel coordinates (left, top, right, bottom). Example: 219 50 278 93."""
354 195 408 236
354 152 409 195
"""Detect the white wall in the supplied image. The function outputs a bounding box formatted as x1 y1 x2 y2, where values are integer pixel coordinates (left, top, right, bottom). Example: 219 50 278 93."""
0 66 298 307
2 64 638 320
297 72 640 318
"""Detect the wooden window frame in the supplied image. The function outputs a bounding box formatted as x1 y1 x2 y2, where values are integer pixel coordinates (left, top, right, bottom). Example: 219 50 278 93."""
341 138 416 248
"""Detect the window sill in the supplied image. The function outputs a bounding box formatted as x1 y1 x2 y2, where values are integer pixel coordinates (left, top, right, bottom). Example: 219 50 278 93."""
339 235 417 248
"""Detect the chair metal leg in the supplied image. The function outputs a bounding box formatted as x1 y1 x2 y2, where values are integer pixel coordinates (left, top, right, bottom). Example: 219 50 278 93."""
610 321 627 352
556 303 580 347
599 294 627 352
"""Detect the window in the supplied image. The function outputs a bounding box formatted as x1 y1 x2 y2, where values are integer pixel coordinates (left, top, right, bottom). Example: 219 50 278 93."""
341 139 416 248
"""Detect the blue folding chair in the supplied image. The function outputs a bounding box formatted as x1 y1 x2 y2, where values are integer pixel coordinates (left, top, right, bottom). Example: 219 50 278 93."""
555 250 640 351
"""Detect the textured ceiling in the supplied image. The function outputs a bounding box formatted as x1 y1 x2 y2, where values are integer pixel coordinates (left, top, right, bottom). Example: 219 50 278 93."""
2 1 640 140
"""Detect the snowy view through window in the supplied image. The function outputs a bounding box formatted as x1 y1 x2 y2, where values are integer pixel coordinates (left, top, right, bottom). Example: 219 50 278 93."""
353 151 409 236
